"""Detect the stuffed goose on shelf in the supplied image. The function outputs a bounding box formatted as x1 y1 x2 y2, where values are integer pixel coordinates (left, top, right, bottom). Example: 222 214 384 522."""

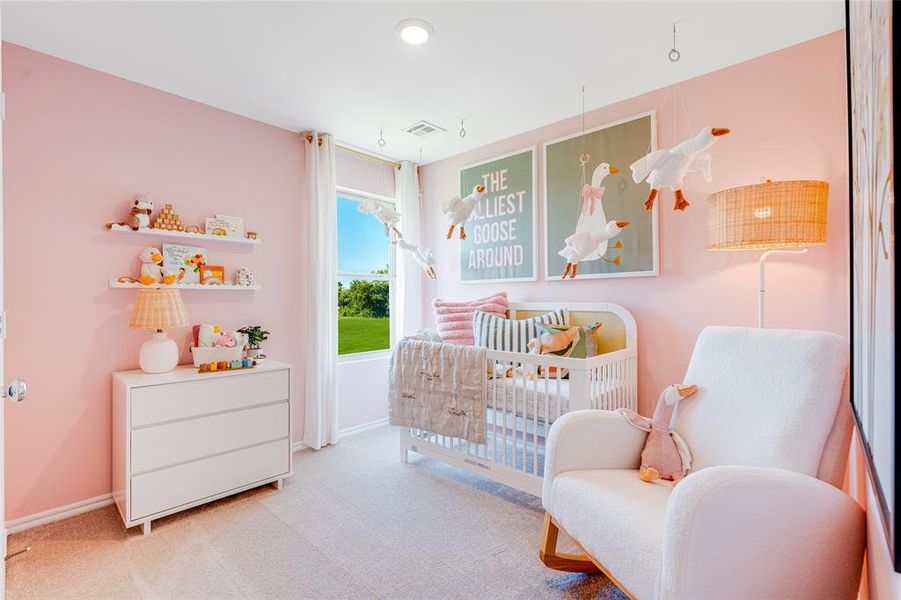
558 162 630 280
440 184 486 240
630 126 731 211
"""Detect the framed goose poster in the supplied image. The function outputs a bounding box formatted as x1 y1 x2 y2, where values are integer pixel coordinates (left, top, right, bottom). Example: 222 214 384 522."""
543 111 658 280
458 147 537 283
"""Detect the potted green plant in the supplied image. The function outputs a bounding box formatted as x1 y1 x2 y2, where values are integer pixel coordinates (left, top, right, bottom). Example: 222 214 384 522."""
238 325 270 364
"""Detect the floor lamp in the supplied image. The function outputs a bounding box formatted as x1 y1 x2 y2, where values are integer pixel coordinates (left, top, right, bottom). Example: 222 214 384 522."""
706 180 829 328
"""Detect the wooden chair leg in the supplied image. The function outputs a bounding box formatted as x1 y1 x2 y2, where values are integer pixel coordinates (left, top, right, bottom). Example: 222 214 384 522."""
539 513 601 574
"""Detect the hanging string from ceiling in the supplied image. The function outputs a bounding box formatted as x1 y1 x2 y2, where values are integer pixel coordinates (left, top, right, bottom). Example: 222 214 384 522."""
579 84 591 186
377 129 387 147
418 147 424 200
668 23 681 63
645 22 693 155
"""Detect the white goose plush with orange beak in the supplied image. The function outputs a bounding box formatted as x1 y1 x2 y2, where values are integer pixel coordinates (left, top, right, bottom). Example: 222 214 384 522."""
129 246 184 285
440 184 486 240
357 197 403 238
630 126 731 211
559 163 630 279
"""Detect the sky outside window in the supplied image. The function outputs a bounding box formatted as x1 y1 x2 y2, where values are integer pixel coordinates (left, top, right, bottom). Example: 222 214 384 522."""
338 196 390 274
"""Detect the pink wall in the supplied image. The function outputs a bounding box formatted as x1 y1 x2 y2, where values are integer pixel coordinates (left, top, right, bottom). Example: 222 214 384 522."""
420 32 850 416
846 432 901 599
2 43 307 520
336 356 389 431
336 149 395 198
334 150 393 431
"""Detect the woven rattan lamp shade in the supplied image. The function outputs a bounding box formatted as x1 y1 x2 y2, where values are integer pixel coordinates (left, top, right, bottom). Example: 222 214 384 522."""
129 288 188 330
706 180 829 251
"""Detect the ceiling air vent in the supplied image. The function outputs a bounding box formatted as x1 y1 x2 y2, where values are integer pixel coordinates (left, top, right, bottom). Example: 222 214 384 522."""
403 120 447 138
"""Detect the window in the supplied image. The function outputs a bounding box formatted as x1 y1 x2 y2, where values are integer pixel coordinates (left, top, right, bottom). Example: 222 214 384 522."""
337 189 396 357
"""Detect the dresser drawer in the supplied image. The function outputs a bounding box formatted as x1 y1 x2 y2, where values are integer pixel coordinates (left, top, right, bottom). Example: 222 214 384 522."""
131 402 288 473
131 369 289 427
130 438 290 520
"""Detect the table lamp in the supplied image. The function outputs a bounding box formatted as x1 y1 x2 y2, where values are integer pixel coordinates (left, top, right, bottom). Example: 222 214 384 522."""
129 288 188 373
706 179 828 328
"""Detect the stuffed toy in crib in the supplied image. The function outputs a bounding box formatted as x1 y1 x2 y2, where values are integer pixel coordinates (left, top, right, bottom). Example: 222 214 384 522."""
528 322 602 358
525 322 602 378
618 384 698 484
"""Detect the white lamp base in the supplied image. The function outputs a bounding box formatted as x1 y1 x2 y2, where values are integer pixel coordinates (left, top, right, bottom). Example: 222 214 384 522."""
139 331 179 373
758 248 808 328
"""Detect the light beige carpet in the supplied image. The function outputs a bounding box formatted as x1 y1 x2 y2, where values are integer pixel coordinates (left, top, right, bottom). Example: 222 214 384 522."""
6 425 626 599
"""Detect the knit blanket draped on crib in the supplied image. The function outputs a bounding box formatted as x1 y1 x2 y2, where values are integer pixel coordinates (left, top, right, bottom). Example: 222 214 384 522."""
388 339 487 444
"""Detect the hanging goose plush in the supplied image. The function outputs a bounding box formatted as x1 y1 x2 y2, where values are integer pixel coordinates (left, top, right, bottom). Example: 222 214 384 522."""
630 127 731 211
394 239 437 279
558 163 629 279
559 220 630 279
440 184 486 240
357 197 403 238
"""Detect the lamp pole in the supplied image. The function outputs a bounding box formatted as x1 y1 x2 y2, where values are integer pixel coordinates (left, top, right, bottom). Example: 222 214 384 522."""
758 248 808 328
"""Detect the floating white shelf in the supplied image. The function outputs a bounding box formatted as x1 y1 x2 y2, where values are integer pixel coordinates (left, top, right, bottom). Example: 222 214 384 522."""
105 224 261 246
109 280 261 291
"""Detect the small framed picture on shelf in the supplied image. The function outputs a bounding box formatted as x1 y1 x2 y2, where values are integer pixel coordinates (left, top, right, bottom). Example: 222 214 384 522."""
163 244 207 284
205 215 244 238
205 217 230 237
216 215 245 237
200 265 226 285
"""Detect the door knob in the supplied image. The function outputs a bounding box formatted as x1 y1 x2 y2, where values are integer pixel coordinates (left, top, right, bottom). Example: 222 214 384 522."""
3 379 27 402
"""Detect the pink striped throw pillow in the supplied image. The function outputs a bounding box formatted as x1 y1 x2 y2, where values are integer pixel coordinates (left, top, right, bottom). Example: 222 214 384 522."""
432 292 508 345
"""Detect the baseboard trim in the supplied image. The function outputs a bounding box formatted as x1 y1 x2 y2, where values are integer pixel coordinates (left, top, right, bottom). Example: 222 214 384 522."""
292 418 389 452
5 493 115 534
8 419 391 533
339 417 389 438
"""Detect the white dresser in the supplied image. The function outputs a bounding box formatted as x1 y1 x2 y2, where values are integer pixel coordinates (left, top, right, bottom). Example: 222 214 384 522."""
112 361 293 534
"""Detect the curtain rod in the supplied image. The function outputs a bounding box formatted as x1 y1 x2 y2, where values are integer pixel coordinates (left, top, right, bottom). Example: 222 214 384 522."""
304 134 401 169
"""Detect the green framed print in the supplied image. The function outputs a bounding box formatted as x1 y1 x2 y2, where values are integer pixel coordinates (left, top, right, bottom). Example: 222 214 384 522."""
543 111 658 280
458 147 537 282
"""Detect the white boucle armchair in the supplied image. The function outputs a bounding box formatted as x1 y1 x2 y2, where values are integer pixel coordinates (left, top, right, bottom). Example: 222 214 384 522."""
540 326 865 600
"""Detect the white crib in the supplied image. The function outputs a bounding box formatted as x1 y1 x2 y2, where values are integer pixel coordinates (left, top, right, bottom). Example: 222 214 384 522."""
399 302 637 496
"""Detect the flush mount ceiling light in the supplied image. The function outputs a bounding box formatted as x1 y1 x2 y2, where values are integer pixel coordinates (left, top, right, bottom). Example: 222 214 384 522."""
396 19 434 45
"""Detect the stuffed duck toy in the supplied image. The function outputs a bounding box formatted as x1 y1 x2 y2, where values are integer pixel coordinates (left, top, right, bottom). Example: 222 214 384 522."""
558 163 629 279
357 197 403 238
618 384 698 484
394 239 437 279
117 246 185 285
630 126 731 211
440 184 486 240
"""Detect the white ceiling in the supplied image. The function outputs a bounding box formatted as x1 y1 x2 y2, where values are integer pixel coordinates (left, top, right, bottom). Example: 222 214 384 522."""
1 1 844 164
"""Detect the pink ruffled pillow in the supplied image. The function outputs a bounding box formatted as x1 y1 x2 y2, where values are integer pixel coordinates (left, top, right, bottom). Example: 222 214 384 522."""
432 292 508 345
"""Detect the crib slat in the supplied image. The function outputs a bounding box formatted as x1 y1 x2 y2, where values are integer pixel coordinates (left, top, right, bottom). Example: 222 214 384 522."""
491 359 497 462
518 362 525 471
532 369 538 476
502 361 509 467
555 369 562 421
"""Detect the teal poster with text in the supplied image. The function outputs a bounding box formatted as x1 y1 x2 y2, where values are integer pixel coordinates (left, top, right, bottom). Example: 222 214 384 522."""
458 148 536 282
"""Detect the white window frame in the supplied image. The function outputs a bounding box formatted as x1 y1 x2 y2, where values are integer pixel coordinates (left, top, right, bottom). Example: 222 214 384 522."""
336 185 397 362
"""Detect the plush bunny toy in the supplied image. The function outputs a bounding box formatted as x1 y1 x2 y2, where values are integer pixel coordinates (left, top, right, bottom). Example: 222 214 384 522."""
618 384 698 484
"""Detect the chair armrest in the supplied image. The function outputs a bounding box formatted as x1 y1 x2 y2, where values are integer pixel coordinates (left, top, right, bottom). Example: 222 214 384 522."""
660 466 865 600
542 410 646 501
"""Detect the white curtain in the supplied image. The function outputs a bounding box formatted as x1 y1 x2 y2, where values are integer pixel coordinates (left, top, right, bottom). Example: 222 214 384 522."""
303 132 339 450
395 160 422 340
